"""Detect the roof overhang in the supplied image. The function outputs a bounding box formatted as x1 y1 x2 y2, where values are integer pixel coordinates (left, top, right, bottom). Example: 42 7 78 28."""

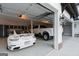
61 3 78 20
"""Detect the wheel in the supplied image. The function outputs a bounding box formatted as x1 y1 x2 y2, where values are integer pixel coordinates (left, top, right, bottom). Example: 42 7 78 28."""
43 32 49 41
33 42 36 44
7 46 9 50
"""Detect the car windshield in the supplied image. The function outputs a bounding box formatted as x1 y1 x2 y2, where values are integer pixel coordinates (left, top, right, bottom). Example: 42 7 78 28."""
8 30 23 35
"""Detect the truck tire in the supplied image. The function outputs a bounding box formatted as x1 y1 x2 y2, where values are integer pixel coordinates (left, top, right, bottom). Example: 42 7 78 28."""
43 32 49 41
7 46 9 50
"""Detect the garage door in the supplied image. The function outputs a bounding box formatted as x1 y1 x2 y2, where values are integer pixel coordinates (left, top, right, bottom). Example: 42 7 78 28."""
63 25 72 36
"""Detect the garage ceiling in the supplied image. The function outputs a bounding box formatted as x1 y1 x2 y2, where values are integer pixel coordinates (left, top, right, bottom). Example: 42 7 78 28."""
0 3 54 20
61 3 78 19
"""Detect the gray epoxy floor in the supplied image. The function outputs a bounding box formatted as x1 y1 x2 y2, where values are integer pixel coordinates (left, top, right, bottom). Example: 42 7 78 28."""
47 36 79 56
0 37 53 56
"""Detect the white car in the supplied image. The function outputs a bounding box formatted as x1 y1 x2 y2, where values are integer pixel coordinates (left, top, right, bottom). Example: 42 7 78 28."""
7 30 36 51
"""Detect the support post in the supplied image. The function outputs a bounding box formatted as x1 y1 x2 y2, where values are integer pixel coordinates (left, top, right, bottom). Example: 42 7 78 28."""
72 21 74 38
54 12 59 50
54 12 63 50
31 20 33 33
3 24 4 37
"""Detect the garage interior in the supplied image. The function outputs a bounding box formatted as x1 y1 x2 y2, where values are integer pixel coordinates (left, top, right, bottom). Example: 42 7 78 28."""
0 3 55 56
0 3 79 56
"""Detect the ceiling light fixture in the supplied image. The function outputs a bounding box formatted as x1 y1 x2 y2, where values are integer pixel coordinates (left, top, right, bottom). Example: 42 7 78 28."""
18 14 29 20
41 20 49 23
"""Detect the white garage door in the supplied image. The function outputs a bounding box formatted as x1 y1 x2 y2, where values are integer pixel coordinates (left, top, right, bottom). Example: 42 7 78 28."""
63 25 72 36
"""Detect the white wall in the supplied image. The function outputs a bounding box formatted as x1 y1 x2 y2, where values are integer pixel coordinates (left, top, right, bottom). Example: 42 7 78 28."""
49 3 61 14
49 3 72 44
49 3 62 44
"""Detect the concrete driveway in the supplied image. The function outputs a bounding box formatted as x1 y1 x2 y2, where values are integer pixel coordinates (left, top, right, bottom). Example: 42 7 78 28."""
47 36 79 56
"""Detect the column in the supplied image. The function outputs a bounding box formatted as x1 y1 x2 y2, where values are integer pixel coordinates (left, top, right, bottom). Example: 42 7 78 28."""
31 20 33 33
72 21 75 38
54 12 63 50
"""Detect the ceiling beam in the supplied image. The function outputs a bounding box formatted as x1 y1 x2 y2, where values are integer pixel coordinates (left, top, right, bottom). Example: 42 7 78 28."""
36 3 54 13
61 3 78 19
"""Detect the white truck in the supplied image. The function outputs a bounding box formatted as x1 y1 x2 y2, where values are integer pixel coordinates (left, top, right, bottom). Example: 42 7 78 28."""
33 25 54 40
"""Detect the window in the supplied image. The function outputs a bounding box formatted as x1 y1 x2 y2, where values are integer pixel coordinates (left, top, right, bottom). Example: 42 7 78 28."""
18 26 21 29
40 25 47 28
22 26 24 29
10 25 13 29
14 26 17 29
33 25 38 28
